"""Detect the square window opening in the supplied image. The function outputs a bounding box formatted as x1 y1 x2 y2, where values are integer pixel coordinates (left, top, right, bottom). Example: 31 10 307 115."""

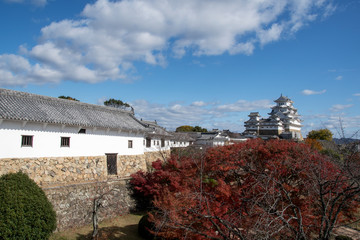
21 135 33 147
61 137 70 147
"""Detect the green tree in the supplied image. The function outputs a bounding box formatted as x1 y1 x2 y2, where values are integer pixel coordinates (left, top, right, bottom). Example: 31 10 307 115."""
193 125 208 132
104 98 131 110
176 125 194 132
307 128 333 141
176 125 208 132
58 95 79 101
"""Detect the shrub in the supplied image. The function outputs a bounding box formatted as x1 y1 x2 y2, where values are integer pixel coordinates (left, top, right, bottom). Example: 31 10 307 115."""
0 172 57 239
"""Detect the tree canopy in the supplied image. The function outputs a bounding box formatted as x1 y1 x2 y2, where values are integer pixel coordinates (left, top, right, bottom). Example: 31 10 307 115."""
130 139 360 240
58 96 79 101
307 128 333 141
104 98 131 110
176 125 208 132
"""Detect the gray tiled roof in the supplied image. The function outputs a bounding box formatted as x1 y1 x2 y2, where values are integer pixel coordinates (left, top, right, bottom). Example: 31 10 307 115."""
140 120 173 138
274 94 290 102
0 88 146 132
170 132 196 141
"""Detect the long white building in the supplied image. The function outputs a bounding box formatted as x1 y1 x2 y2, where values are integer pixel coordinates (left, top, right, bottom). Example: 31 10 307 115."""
0 88 147 159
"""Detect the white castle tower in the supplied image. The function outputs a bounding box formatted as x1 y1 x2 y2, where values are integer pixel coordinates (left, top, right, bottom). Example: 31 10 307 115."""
244 95 302 140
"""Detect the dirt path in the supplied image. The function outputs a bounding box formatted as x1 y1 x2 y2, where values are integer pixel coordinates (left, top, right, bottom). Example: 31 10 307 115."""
50 214 143 240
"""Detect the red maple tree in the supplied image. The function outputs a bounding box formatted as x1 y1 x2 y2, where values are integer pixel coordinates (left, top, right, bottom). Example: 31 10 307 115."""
131 139 360 240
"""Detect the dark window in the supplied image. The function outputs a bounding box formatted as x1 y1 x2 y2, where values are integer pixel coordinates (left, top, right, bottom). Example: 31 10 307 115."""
21 135 33 147
78 128 86 134
106 154 117 175
128 140 133 148
146 138 151 147
61 137 70 147
161 139 165 147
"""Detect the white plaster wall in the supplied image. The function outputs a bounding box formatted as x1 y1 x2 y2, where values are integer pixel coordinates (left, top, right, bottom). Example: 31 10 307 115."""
213 141 225 146
196 139 225 147
169 141 191 148
288 125 302 131
144 137 171 152
0 120 144 158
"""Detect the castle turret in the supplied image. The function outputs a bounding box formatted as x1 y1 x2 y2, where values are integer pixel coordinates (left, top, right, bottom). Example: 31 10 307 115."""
244 112 261 135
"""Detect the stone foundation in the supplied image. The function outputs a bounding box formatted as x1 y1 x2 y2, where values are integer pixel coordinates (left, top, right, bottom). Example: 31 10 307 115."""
0 150 170 187
44 179 133 230
0 156 107 186
144 150 170 169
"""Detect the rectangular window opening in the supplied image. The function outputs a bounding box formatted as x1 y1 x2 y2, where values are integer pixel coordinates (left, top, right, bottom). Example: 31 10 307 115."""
128 140 133 148
21 135 33 147
61 137 70 147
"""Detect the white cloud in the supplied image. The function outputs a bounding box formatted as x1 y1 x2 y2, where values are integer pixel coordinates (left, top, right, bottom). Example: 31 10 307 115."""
216 100 272 112
3 0 47 7
330 104 353 112
301 89 327 95
191 101 207 107
0 0 336 86
31 0 46 6
322 2 337 19
132 98 272 131
258 23 284 46
228 42 255 56
353 93 360 97
335 75 343 80
4 0 23 3
324 115 360 138
301 113 360 139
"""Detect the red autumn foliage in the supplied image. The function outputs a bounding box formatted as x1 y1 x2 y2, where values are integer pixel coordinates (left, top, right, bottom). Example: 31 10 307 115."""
130 139 360 240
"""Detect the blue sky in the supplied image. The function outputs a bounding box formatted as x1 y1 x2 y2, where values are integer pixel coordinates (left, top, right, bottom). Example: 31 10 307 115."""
0 0 359 137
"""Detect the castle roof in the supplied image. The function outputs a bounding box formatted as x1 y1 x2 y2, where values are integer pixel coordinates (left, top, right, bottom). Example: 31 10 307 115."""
0 88 146 132
274 94 292 103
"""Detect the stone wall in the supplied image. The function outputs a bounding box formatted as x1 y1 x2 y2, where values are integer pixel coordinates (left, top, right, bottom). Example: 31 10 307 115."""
44 179 133 230
0 151 170 187
144 150 170 168
0 156 107 186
